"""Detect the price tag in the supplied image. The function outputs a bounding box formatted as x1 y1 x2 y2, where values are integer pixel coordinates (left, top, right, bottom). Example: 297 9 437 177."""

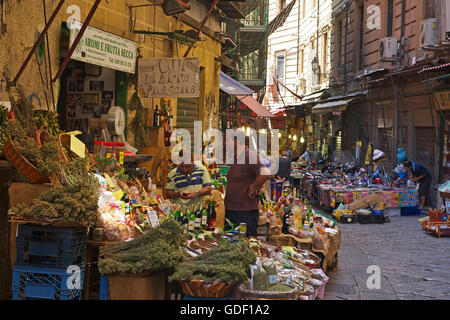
347 218 352 223
147 210 159 228
119 152 124 165
113 189 124 201
106 153 111 159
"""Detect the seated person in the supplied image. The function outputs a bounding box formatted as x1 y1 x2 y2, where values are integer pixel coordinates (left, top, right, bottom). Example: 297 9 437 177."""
166 151 212 209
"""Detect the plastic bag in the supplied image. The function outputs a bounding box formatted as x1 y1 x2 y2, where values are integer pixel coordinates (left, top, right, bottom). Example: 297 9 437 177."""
312 228 326 250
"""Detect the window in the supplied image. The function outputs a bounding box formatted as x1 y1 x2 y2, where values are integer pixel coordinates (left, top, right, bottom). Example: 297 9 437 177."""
358 4 364 70
387 0 394 37
322 32 328 77
302 0 306 18
424 0 435 19
300 49 304 74
337 20 343 67
276 53 285 94
278 0 287 13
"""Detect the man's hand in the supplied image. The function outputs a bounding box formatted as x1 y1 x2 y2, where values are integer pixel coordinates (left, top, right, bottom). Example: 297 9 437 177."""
248 183 259 198
180 192 196 199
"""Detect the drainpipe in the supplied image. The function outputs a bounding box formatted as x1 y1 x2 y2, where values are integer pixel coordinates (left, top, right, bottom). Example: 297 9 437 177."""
316 0 320 84
343 0 349 96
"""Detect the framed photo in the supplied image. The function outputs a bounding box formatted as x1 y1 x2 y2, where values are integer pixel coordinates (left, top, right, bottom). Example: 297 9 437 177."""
67 105 76 118
76 105 94 118
67 94 82 105
102 91 113 100
83 93 100 105
89 80 104 91
101 99 112 114
76 80 84 92
84 63 102 77
68 79 77 92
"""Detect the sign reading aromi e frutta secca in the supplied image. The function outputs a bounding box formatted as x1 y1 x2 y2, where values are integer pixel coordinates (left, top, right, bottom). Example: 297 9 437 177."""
69 21 137 74
138 58 200 98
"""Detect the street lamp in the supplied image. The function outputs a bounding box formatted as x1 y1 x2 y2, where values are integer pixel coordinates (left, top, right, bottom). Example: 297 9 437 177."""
311 57 319 74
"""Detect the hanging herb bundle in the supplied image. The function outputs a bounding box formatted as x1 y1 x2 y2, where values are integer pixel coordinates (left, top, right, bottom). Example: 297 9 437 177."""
98 218 186 275
10 158 100 226
128 91 149 152
169 240 257 284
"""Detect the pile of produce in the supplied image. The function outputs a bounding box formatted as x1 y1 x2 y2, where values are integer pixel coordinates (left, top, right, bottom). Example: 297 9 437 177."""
169 240 257 284
0 88 60 176
98 218 186 274
10 158 100 226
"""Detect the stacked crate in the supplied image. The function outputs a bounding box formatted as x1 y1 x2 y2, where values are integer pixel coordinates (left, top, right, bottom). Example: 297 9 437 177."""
12 224 88 300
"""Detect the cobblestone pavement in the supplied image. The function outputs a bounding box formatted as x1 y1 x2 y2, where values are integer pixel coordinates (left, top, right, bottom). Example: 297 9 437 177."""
323 214 450 300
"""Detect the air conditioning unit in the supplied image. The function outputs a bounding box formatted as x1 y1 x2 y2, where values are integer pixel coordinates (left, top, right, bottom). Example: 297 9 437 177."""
439 0 450 42
420 18 437 47
380 37 397 60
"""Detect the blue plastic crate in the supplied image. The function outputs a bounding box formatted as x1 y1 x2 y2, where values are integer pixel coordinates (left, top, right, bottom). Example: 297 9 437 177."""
12 265 84 300
99 275 110 300
401 206 421 216
15 224 87 268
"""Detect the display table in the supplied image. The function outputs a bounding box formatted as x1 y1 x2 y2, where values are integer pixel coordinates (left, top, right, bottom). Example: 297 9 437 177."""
269 228 340 273
317 185 419 209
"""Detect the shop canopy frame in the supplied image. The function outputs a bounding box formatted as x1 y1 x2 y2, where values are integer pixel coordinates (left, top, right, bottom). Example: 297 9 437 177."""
220 71 274 117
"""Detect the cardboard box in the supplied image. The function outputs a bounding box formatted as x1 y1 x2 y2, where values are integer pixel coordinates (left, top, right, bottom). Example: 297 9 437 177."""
269 226 281 236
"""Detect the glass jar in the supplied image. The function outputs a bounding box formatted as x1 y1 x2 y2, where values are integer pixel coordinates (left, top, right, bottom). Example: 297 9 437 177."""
94 141 104 157
112 142 125 159
103 142 114 159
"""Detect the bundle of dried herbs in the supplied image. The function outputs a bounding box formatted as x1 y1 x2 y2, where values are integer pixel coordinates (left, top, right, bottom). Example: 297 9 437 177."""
11 158 99 226
169 240 257 284
98 218 186 275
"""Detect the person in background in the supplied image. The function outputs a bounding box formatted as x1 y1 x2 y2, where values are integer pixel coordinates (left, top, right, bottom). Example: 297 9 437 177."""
225 136 271 237
166 151 212 209
276 151 291 187
299 147 311 164
403 160 432 210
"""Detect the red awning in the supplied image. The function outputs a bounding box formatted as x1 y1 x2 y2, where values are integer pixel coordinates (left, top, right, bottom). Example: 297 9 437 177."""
236 95 275 118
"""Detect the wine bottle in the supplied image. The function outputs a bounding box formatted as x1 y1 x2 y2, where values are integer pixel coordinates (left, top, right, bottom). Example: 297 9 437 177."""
195 204 202 230
181 211 189 232
188 206 195 232
282 207 290 234
153 105 160 127
208 198 216 230
201 205 209 230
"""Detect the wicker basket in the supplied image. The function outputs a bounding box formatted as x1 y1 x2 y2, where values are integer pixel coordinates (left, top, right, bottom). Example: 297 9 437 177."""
179 279 236 298
3 137 49 184
238 282 301 300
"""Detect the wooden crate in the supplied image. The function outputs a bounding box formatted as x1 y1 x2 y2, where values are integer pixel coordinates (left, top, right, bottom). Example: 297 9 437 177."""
108 271 167 300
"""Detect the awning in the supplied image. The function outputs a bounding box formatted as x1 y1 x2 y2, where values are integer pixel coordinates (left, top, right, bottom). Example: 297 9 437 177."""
268 0 296 36
220 71 274 117
312 99 354 113
219 71 254 95
237 95 275 117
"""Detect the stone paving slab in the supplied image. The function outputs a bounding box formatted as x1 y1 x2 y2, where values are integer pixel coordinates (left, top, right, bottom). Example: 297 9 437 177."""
323 215 450 300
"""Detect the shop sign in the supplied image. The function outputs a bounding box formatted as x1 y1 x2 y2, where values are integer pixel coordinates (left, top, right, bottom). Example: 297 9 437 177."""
433 89 450 110
137 58 200 98
69 21 137 74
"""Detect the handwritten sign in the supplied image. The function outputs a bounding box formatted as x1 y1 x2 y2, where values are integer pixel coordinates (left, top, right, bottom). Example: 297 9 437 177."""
138 58 200 98
147 210 160 228
433 89 450 110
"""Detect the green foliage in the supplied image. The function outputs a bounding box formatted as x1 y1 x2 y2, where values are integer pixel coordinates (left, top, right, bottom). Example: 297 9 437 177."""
169 241 257 284
98 218 186 275
128 91 149 152
16 136 60 176
11 157 100 226
33 110 60 136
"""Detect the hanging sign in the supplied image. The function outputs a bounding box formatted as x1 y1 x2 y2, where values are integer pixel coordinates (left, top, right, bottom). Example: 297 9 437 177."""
137 58 200 98
69 21 137 74
433 89 450 110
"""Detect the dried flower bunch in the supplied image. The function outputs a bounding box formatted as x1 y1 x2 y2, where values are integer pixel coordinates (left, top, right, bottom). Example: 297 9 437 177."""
98 218 186 274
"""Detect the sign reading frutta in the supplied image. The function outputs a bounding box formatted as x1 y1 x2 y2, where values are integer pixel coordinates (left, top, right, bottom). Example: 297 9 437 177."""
138 58 200 98
69 21 137 74
434 89 450 110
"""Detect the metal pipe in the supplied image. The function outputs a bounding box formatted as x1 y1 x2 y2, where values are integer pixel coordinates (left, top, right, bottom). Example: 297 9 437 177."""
343 0 349 96
316 0 320 84
184 0 220 57
52 0 102 82
10 0 65 86
43 0 56 111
